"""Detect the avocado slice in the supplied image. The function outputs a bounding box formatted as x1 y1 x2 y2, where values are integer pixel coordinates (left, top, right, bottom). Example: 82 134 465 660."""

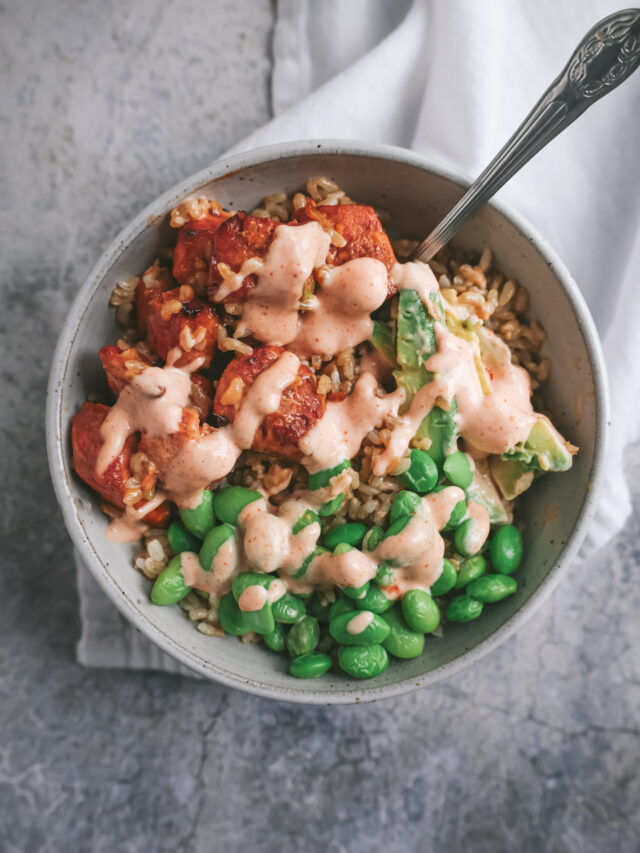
503 418 574 473
488 456 535 501
467 459 511 523
370 320 397 366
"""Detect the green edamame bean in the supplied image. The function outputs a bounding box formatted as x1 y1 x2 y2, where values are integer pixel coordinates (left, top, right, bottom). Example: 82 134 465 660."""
401 590 441 634
307 460 351 490
466 574 517 603
217 592 249 635
318 495 344 517
430 558 457 597
443 451 473 489
308 460 351 517
329 544 370 600
390 490 422 524
454 554 487 589
446 595 484 622
178 490 215 539
151 555 191 605
454 517 488 558
214 486 262 525
167 521 200 555
231 572 278 635
329 597 353 621
231 571 272 601
308 594 331 623
338 644 389 679
490 524 523 574
444 500 467 531
383 515 412 541
323 522 367 550
355 585 393 614
363 526 385 552
382 606 425 659
263 624 286 652
329 610 390 646
289 652 333 679
287 616 320 658
397 448 438 494
292 509 320 535
244 601 275 636
199 524 236 572
375 564 395 586
272 593 306 624
342 582 370 600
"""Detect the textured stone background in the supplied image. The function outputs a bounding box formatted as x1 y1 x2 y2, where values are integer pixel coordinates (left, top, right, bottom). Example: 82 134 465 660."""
1 1 639 851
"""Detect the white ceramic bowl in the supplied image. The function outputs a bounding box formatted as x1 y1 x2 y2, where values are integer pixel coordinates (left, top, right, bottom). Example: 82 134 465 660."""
46 140 608 704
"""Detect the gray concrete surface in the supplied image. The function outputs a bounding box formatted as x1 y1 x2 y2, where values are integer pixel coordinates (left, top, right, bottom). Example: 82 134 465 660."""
1 1 638 851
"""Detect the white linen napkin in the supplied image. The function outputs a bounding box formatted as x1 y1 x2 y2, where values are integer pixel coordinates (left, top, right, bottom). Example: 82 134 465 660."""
77 0 640 669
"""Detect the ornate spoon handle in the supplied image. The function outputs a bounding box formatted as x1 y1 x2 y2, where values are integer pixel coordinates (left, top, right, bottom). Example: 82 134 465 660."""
412 8 640 263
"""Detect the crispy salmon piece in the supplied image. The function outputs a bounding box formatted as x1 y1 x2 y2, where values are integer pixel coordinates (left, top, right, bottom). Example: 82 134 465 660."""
146 288 218 368
99 345 211 421
207 212 279 303
214 345 325 461
293 202 396 278
71 402 137 508
135 261 173 337
143 501 171 527
138 408 203 478
173 214 229 293
99 345 153 395
189 373 213 421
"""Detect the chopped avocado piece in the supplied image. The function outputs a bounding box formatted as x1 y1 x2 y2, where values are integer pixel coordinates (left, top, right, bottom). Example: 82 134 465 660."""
466 461 510 523
414 400 459 472
392 289 437 408
502 418 574 473
370 321 397 366
396 289 436 370
489 456 535 501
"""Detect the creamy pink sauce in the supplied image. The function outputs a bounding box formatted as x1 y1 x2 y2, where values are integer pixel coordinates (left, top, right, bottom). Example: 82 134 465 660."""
105 515 149 543
97 353 202 476
375 486 464 596
232 485 467 597
214 222 390 354
96 352 302 509
181 535 239 598
459 501 491 555
292 257 388 356
346 611 375 634
374 325 537 475
306 548 378 590
391 260 440 311
299 372 405 473
104 491 168 543
239 498 320 575
229 222 331 345
232 351 300 448
161 428 241 508
238 578 286 612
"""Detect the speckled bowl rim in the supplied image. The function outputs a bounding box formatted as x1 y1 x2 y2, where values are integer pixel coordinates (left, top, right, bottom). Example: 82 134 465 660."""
46 139 608 704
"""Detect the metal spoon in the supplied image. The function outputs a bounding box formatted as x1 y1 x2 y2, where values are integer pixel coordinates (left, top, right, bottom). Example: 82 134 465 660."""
412 8 640 263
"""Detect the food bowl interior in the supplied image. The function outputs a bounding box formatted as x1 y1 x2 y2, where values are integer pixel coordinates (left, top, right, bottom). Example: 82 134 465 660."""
50 146 603 703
